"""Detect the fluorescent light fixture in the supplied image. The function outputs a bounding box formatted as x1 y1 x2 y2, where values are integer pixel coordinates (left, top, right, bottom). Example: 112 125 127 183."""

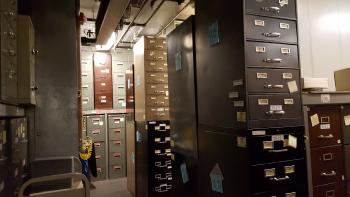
95 32 116 51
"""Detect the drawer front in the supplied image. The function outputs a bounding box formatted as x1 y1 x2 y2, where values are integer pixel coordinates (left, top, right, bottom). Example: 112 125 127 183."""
92 166 107 181
248 94 302 120
81 83 94 97
81 96 94 111
112 61 130 72
108 115 125 128
253 186 307 197
94 69 112 81
81 52 93 60
311 146 345 186
245 15 297 44
88 128 106 142
341 105 350 145
245 0 297 19
109 139 125 152
247 68 300 93
146 108 170 121
113 96 126 109
95 153 106 168
245 41 299 68
81 59 93 71
95 93 113 109
81 70 93 84
109 163 126 179
94 53 112 68
313 182 346 197
152 136 171 150
346 145 350 180
145 73 168 84
94 141 106 156
108 128 126 140
112 73 126 84
146 95 169 107
86 115 105 130
249 131 305 165
113 84 126 96
145 61 168 72
109 152 125 164
145 37 167 50
308 106 342 147
95 81 112 94
144 50 168 61
251 159 307 193
146 84 169 95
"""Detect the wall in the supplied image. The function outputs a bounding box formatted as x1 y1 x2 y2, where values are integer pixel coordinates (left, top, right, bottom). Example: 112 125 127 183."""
298 0 350 90
29 0 79 160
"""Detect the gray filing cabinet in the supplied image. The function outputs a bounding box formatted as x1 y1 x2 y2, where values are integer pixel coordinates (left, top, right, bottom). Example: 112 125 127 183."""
112 61 131 110
17 15 37 105
1 0 18 104
81 59 94 111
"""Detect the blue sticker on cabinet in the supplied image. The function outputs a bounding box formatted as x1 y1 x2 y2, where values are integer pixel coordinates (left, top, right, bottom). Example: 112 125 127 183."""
210 163 224 193
180 162 189 183
208 21 220 46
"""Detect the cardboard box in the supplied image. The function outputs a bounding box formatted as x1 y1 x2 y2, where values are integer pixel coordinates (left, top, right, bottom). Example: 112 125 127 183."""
335 68 350 91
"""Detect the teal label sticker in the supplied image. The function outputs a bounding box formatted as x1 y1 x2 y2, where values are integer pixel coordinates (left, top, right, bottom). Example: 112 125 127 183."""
180 163 189 183
175 51 182 71
208 21 220 46
210 163 224 193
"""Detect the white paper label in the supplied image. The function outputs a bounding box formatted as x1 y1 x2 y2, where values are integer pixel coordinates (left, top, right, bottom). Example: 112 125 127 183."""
270 105 283 111
281 48 291 54
272 135 284 142
288 81 298 93
310 114 320 127
321 94 331 103
258 99 269 105
280 23 290 29
166 91 169 96
257 73 268 79
252 130 266 136
122 103 126 107
255 20 265 26
229 92 239 98
237 112 246 122
288 135 297 149
284 99 294 105
279 0 289 6
344 115 350 126
256 46 266 53
320 124 331 130
283 73 293 79
234 101 245 107
99 122 104 126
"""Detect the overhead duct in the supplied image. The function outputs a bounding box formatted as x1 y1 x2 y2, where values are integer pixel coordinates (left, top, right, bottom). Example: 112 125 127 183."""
95 0 131 45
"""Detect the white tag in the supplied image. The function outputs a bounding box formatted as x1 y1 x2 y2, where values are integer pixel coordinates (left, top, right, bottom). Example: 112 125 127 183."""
272 135 284 141
280 23 290 29
310 114 320 127
257 73 268 79
256 46 266 53
255 20 265 27
258 99 269 105
321 94 331 103
99 122 104 126
120 118 125 122
237 112 246 122
288 81 298 93
281 48 291 54
320 124 331 130
229 92 239 98
101 99 107 103
279 0 289 6
166 91 169 96
284 99 294 105
122 103 126 107
283 73 293 79
101 83 106 86
157 108 165 112
344 115 350 126
234 101 245 107
288 135 297 149
270 105 283 111
252 130 266 136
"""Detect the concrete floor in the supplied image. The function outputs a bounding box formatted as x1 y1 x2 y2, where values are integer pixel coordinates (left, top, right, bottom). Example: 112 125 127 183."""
91 178 133 197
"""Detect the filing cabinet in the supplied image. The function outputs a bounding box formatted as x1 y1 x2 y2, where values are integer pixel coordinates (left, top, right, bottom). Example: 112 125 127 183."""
108 114 125 129
245 0 296 19
86 115 106 142
109 163 126 179
94 53 113 109
17 15 36 105
144 37 167 51
81 83 94 111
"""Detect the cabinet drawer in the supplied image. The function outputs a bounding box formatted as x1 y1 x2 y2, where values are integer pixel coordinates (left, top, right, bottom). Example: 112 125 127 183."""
249 129 305 164
245 15 297 44
146 108 170 121
82 96 94 111
93 53 112 68
146 95 169 107
308 106 342 147
95 81 112 94
81 51 93 60
108 128 126 140
345 145 350 180
248 94 302 121
145 61 168 72
252 186 307 197
81 59 93 71
86 115 105 130
152 136 171 150
145 73 168 84
245 41 299 68
109 163 126 179
313 182 346 197
81 71 93 84
251 159 307 193
145 37 167 50
112 61 130 72
95 93 113 109
92 166 107 181
144 50 167 61
245 0 296 20
113 73 125 84
109 152 125 164
247 68 300 93
113 96 126 109
81 83 94 98
94 141 106 156
95 152 106 166
146 84 169 95
311 146 345 186
109 139 125 152
113 84 126 96
88 128 105 142
108 115 125 128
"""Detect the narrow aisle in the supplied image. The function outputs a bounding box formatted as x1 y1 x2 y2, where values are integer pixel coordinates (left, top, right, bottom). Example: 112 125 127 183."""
91 178 132 197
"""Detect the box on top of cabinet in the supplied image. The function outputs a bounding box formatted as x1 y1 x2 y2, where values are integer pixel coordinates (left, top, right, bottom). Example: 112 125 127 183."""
335 68 350 91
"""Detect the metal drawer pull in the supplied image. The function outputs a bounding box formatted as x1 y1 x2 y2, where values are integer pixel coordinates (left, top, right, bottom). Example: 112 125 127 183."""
155 184 172 193
321 171 337 177
155 45 164 49
4 31 16 39
261 6 280 13
268 149 288 153
265 84 284 89
270 175 290 181
154 90 165 94
263 32 281 37
263 58 283 63
266 110 285 115
317 134 334 139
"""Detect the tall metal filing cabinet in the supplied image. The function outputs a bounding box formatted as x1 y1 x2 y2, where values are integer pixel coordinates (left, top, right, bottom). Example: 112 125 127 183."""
17 15 37 105
134 36 172 197
94 53 113 109
81 59 94 111
303 92 350 196
195 0 307 196
108 114 126 179
1 0 18 103
167 16 197 196
86 114 107 181
112 61 128 110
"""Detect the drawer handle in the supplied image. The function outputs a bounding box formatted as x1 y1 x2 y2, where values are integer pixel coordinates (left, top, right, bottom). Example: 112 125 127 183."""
113 166 121 170
317 134 334 139
155 45 164 49
268 149 288 153
263 32 281 37
154 90 165 94
154 102 165 105
113 141 121 145
270 175 290 181
157 57 165 60
320 171 337 177
264 84 284 89
261 6 280 14
266 110 285 115
263 58 283 63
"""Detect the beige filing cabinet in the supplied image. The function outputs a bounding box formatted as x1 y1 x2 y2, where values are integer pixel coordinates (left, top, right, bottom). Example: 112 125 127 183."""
17 15 37 105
